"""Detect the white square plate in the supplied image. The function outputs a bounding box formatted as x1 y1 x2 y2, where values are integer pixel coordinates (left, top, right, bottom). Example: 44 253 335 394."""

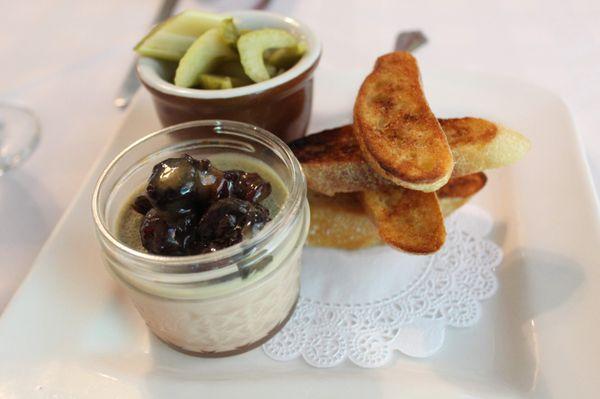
1 67 599 398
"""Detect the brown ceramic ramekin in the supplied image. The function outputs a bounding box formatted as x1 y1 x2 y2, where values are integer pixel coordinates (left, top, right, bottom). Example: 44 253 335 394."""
137 10 321 143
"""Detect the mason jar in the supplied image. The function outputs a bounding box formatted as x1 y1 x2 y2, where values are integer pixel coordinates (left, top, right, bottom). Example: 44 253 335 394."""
92 120 309 357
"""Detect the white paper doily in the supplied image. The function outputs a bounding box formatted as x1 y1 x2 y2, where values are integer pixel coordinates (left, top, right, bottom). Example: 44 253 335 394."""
263 205 503 368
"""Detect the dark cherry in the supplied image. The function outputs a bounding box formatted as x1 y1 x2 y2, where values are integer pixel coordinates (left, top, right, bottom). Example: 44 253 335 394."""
220 170 272 203
197 158 226 201
137 155 273 256
194 198 271 253
131 195 152 215
140 209 199 255
146 155 205 214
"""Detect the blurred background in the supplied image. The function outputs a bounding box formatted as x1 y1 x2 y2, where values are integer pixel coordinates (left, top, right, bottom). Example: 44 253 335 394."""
1 0 599 311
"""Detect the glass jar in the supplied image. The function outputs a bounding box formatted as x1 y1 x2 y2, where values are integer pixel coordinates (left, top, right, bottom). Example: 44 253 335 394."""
92 120 309 357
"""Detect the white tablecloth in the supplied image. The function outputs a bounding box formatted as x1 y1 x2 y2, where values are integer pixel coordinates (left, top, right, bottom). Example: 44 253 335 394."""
1 0 599 312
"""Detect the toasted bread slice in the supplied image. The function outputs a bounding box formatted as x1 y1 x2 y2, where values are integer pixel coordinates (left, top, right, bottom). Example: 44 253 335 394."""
307 173 486 250
290 119 528 196
308 195 473 250
359 186 445 254
290 125 387 195
440 118 530 177
437 171 487 198
436 173 487 216
353 52 454 192
307 191 381 249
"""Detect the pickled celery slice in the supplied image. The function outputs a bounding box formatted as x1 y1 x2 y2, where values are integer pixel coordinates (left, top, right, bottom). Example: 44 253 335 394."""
198 73 250 89
174 28 237 88
220 18 239 47
266 42 307 69
198 74 233 89
237 29 298 82
135 11 227 61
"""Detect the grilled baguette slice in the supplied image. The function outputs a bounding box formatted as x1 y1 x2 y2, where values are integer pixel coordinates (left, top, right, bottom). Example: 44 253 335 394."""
437 171 487 217
359 187 445 254
307 191 381 250
307 195 473 250
437 171 487 199
290 125 388 196
439 118 530 177
290 119 528 196
354 52 454 192
307 173 487 250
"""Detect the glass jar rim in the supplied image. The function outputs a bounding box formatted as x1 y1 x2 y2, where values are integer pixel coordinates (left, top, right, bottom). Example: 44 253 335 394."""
91 120 306 272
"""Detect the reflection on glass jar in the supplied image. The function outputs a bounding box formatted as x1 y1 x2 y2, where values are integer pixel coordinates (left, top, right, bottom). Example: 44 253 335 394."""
92 120 309 357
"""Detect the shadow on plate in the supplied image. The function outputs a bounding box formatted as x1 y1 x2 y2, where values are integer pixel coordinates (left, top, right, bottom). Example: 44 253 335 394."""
0 171 59 310
429 247 583 397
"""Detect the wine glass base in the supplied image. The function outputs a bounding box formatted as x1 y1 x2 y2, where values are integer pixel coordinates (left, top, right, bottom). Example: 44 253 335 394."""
0 102 40 174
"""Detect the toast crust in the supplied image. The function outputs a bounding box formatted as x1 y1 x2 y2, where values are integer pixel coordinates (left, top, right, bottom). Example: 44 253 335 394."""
353 52 454 192
437 172 487 198
360 186 446 254
290 125 386 195
290 118 527 196
440 117 497 146
291 125 361 164
306 173 486 250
